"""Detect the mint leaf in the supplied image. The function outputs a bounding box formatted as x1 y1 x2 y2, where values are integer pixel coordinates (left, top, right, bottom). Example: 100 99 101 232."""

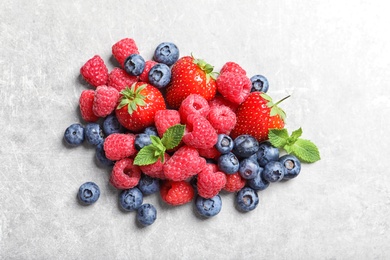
161 124 185 150
290 138 321 163
290 128 302 141
268 129 289 148
150 135 166 153
133 145 161 166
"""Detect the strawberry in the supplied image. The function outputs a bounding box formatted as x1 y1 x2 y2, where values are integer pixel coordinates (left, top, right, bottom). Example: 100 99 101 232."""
115 82 166 132
230 92 289 142
165 56 217 109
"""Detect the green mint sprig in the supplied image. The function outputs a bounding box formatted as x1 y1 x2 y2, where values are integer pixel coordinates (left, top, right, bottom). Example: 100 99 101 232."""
268 128 320 163
133 124 185 166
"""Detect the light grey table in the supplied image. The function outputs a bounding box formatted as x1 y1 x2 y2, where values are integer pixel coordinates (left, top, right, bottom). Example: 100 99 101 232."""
1 0 389 259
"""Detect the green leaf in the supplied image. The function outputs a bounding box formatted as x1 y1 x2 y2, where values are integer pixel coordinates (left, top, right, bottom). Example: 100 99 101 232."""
268 129 289 148
290 128 303 142
290 138 321 163
150 135 166 153
117 98 130 110
161 124 185 150
133 145 161 166
260 93 273 102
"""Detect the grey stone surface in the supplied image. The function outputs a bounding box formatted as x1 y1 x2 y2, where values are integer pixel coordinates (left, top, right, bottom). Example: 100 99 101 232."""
1 0 389 259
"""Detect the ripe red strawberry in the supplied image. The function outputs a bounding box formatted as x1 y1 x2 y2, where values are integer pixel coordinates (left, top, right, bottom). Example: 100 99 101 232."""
110 158 141 190
107 67 138 92
115 82 166 132
230 92 288 142
80 55 109 87
197 164 226 199
92 85 120 117
112 38 139 67
165 56 217 109
160 180 195 206
79 90 99 122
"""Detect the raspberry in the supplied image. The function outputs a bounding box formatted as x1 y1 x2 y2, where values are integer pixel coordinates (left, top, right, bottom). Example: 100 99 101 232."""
112 38 139 67
198 146 220 160
163 146 206 181
80 55 109 87
79 90 99 122
110 158 141 189
140 153 170 179
92 86 120 117
179 94 210 123
154 109 181 137
107 67 138 92
208 94 239 112
223 172 246 192
197 164 227 199
103 133 136 161
160 180 194 206
220 61 247 76
207 105 237 135
182 114 218 149
139 60 158 83
216 72 251 105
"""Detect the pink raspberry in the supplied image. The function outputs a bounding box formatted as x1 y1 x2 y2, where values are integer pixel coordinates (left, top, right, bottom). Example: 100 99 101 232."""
107 67 138 92
103 133 136 161
110 158 141 189
208 94 239 112
80 55 109 87
79 90 99 122
223 172 246 192
139 60 158 83
92 86 120 117
140 153 170 179
154 109 181 137
207 105 237 135
198 146 221 160
182 114 218 149
112 38 140 67
197 164 227 199
178 94 210 123
163 146 206 181
220 61 247 76
160 180 195 206
216 72 251 105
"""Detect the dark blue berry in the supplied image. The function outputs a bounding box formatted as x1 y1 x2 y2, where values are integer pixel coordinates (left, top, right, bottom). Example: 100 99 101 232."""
119 188 143 212
85 123 104 146
138 174 160 195
262 161 286 183
238 158 260 180
215 134 234 154
103 114 124 136
257 142 279 167
218 152 240 174
144 126 158 136
236 187 259 212
64 123 85 146
153 42 180 66
233 135 259 158
279 154 301 180
124 54 145 76
137 203 157 226
250 75 269 93
148 63 171 89
95 142 114 167
195 194 222 218
247 168 269 191
134 133 152 151
78 182 100 205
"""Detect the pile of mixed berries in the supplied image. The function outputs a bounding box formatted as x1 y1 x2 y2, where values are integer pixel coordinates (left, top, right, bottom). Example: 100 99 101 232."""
65 38 320 227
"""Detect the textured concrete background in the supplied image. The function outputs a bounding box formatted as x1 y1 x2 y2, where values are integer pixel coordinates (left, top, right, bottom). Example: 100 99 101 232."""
1 0 389 259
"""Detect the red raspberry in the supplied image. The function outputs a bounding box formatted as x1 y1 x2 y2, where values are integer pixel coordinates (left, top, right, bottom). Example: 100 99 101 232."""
216 72 251 105
208 94 239 112
223 172 246 192
139 60 158 83
163 146 206 181
79 90 99 122
110 158 141 189
160 180 195 206
198 146 220 160
112 38 139 67
154 109 181 137
207 105 237 135
103 133 136 161
220 61 247 76
197 164 227 199
80 55 109 87
107 67 138 92
92 86 120 117
140 153 170 179
179 94 210 123
182 114 218 149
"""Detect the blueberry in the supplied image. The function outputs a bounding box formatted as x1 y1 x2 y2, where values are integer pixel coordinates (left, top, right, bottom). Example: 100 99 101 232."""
257 142 279 167
103 114 124 136
233 135 259 158
138 174 160 195
148 63 171 89
134 133 152 151
218 152 240 174
78 182 100 205
247 168 269 191
153 42 180 66
64 123 85 146
144 126 158 136
119 187 143 212
95 142 114 167
250 75 269 93
85 123 104 146
279 154 301 180
236 187 259 212
195 195 222 218
262 161 286 183
124 54 145 76
238 158 260 180
215 134 234 154
137 203 157 226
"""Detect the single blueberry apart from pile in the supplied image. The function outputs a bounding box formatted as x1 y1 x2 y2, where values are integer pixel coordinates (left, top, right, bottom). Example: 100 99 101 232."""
238 158 260 180
124 54 145 76
215 134 234 154
236 187 259 212
279 154 301 180
103 114 124 136
85 123 104 146
218 152 240 174
195 194 222 218
153 42 180 66
137 203 157 226
233 134 259 158
78 182 100 205
64 123 85 146
134 133 152 151
262 161 286 183
250 74 269 93
256 142 279 167
95 142 114 167
119 187 143 212
148 63 171 89
138 174 160 195
247 167 269 191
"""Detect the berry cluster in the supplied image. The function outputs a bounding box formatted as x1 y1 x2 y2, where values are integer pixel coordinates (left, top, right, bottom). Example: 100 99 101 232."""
65 38 320 226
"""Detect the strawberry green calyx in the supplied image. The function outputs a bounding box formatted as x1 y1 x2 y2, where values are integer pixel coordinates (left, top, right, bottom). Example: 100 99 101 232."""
192 55 218 81
117 83 147 114
261 93 290 121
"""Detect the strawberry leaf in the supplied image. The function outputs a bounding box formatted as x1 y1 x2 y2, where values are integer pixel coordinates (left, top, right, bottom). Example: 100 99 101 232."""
161 124 185 150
